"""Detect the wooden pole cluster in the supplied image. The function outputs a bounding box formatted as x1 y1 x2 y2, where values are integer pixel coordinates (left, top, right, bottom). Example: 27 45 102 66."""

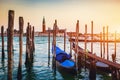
99 26 110 59
17 17 24 80
25 22 35 68
1 26 5 61
7 10 14 80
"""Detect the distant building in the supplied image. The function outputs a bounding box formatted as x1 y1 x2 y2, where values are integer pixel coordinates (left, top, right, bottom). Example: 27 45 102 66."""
42 17 46 33
38 18 66 37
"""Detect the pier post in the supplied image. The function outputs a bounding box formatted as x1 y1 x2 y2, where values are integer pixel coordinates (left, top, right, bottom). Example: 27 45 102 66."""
25 25 28 65
118 69 120 80
48 29 50 67
7 10 14 80
84 24 87 70
100 32 102 58
85 24 87 51
75 20 79 73
91 21 93 54
106 26 109 60
52 20 57 75
70 32 72 57
32 26 35 52
89 60 96 80
31 26 35 63
25 23 31 66
28 25 31 65
1 26 5 61
17 17 24 80
112 54 116 62
114 31 116 58
103 26 105 59
64 29 66 52
111 67 117 80
29 25 32 59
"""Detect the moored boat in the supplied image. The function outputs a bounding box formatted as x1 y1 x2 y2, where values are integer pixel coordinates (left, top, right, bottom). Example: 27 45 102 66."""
52 46 77 74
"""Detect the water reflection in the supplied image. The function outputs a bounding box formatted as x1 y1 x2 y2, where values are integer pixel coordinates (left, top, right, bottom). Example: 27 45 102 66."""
24 66 37 80
0 60 7 80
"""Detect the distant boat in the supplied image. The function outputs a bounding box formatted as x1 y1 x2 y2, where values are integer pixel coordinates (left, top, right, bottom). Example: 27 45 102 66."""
52 46 76 75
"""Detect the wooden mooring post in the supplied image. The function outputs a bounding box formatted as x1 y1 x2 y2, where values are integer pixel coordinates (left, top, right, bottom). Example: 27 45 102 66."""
111 31 117 63
64 30 66 52
75 20 81 73
89 60 96 80
91 21 93 54
25 23 35 67
48 29 50 67
32 26 35 52
103 26 105 59
17 17 24 80
84 24 87 70
70 33 72 57
100 32 102 58
106 26 109 60
52 20 57 75
1 26 5 61
7 10 14 80
25 23 30 66
114 31 116 58
31 26 35 63
85 24 87 51
111 67 120 80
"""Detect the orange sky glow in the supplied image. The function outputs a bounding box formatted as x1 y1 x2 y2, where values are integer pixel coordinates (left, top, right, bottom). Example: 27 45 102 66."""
0 0 120 33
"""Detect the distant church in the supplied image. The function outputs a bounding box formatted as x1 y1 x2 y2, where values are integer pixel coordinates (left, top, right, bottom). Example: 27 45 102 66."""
39 17 66 37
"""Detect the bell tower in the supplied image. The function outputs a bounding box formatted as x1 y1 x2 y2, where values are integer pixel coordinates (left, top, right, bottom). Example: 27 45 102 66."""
42 16 46 33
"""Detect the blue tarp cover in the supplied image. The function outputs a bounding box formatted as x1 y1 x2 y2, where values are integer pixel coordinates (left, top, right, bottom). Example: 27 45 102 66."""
60 60 75 68
53 46 71 62
52 46 75 67
52 46 71 63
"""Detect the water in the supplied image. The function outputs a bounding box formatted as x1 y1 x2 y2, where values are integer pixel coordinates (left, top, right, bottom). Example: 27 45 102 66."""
0 36 120 80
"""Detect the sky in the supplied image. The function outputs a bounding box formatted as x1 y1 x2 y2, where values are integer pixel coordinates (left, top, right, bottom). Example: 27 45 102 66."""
0 0 120 33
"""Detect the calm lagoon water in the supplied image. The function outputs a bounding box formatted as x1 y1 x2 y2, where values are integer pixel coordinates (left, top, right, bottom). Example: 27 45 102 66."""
0 36 120 80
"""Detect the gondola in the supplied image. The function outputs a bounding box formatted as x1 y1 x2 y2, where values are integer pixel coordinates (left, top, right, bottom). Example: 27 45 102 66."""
52 46 77 75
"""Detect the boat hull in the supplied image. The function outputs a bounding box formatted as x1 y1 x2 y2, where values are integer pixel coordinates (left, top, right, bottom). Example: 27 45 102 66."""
56 60 77 75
